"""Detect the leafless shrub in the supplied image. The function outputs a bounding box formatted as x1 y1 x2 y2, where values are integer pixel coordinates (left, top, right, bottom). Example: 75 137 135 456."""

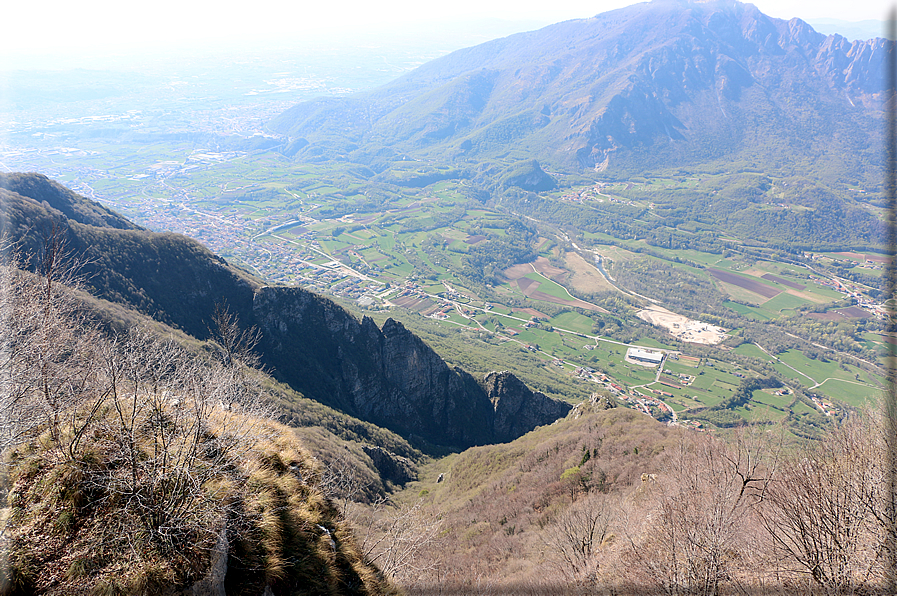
74 306 278 555
759 416 885 594
1 236 278 556
320 448 370 519
541 493 614 582
0 231 102 456
618 427 779 596
356 498 443 584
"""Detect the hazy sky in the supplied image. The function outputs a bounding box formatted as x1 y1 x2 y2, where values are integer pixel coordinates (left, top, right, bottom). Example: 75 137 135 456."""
1 0 892 59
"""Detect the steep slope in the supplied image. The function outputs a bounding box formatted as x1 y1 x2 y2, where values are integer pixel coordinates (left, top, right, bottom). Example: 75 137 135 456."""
254 288 572 449
0 173 571 452
0 177 258 340
269 0 886 183
389 397 685 589
4 414 395 596
0 172 139 230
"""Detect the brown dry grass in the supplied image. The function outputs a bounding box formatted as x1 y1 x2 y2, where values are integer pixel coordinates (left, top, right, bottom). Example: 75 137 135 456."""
503 263 535 281
835 251 889 263
387 406 684 589
2 410 396 596
714 280 774 304
531 257 567 283
387 412 891 596
784 288 828 304
564 252 615 294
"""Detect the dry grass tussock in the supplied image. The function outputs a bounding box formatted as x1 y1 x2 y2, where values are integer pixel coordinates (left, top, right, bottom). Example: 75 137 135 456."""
0 243 395 595
2 410 394 595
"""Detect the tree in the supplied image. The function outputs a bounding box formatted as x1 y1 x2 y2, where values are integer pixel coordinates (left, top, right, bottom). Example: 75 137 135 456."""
542 493 613 582
207 302 261 369
760 416 885 593
354 498 442 584
622 428 778 596
320 449 370 519
560 465 590 502
0 231 102 456
83 323 275 554
0 245 276 555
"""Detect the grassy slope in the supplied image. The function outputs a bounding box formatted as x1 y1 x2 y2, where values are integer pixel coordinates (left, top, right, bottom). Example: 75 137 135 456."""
2 413 395 596
388 404 682 586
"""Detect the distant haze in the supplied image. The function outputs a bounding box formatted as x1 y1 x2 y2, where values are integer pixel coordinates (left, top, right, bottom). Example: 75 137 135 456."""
0 0 891 68
807 18 888 40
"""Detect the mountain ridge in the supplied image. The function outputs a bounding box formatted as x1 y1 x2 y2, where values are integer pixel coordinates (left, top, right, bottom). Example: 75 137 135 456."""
0 172 571 452
269 0 886 183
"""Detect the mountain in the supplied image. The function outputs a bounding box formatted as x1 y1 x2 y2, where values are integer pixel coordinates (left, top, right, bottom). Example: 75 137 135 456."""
0 172 139 231
0 173 571 452
399 399 683 589
807 19 885 42
0 173 258 339
269 0 887 185
252 287 571 450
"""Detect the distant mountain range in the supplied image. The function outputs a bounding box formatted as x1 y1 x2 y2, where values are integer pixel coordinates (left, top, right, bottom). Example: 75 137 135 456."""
807 19 886 42
0 173 570 453
270 0 887 186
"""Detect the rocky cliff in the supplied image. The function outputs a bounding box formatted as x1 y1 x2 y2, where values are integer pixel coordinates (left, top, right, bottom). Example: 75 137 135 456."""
484 371 572 443
253 286 571 450
3 174 572 453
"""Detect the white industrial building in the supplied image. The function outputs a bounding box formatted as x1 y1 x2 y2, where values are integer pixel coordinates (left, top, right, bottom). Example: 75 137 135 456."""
626 347 664 366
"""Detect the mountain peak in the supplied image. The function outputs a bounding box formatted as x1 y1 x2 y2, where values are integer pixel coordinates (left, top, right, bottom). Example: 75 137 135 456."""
270 0 883 179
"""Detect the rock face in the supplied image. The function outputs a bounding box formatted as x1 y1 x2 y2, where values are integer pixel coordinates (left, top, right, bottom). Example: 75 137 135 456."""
191 528 228 596
252 286 570 450
569 392 619 419
485 371 572 443
361 445 417 485
4 176 572 452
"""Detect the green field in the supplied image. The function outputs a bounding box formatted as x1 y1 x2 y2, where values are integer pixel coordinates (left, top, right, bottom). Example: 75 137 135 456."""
35 132 882 430
791 400 818 415
724 301 772 320
776 350 845 381
733 404 783 423
760 292 810 314
632 337 672 350
550 311 595 335
733 343 771 360
751 389 792 409
522 272 575 301
814 379 882 407
610 365 658 387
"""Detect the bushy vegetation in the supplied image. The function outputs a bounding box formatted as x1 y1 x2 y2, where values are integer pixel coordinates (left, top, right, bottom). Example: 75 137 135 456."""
2 412 391 595
614 175 881 250
459 219 539 285
0 247 393 595
382 403 894 595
